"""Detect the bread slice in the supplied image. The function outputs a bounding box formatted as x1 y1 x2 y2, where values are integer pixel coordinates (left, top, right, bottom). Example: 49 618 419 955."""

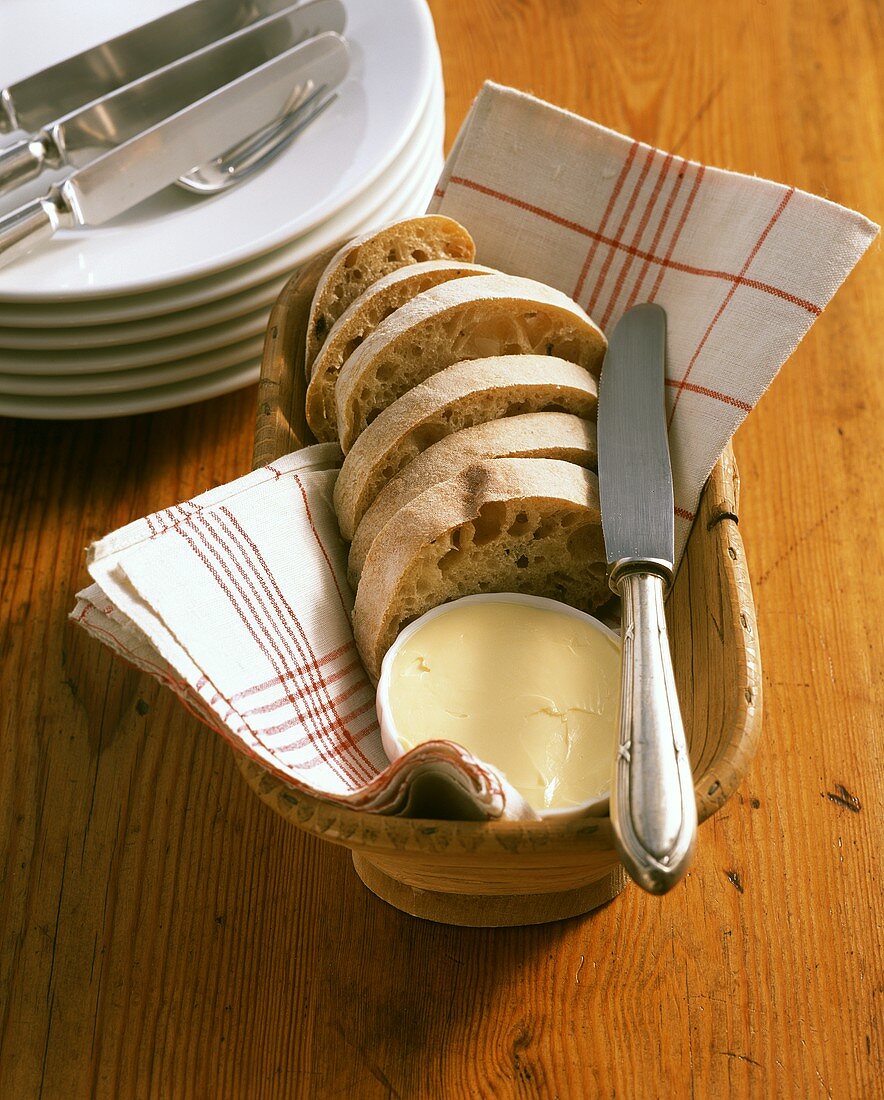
305 216 476 373
333 356 599 540
347 412 598 587
305 260 495 442
352 457 609 681
335 273 606 451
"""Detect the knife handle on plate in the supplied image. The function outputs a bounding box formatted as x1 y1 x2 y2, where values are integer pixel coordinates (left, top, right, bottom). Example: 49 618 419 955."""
0 192 67 269
0 135 51 193
610 561 697 894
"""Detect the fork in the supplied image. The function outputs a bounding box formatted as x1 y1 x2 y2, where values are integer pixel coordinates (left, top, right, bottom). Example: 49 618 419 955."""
175 81 337 194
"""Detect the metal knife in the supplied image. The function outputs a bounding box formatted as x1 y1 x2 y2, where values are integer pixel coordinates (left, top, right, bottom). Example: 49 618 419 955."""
0 0 346 194
596 303 697 895
0 0 320 136
0 32 350 271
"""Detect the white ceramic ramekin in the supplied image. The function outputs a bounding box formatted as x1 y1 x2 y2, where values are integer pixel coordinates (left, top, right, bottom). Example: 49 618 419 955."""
376 592 621 821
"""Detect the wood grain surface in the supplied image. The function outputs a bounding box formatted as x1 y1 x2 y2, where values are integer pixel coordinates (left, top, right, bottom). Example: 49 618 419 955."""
1 1 881 1096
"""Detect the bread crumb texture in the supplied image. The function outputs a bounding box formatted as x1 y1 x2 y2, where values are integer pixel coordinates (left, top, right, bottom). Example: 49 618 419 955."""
335 274 606 451
352 458 608 681
305 216 476 374
305 260 494 441
310 233 612 679
346 412 598 588
333 356 599 540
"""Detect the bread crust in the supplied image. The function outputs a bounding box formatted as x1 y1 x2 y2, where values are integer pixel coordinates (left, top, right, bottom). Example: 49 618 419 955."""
352 457 609 681
305 260 494 441
347 412 598 587
305 215 476 373
335 273 606 451
333 355 599 540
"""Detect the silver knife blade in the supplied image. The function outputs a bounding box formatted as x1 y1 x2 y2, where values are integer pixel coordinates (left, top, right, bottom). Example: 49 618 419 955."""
596 302 674 570
1 0 322 134
58 32 349 228
40 0 346 173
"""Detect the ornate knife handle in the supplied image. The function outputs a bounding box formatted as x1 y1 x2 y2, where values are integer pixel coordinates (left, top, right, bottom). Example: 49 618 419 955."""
610 561 697 894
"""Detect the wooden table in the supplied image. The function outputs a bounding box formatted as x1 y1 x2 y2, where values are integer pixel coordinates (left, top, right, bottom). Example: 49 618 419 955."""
1 1 881 1095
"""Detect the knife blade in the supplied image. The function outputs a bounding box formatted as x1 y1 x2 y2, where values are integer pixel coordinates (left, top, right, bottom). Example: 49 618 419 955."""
0 0 346 194
0 32 350 270
597 302 674 569
596 302 697 895
0 0 319 135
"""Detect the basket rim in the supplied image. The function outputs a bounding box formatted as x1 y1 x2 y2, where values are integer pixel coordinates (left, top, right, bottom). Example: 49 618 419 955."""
239 255 763 853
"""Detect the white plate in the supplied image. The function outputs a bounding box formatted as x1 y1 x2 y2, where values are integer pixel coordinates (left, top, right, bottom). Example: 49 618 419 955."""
0 308 268 374
0 0 438 300
0 335 265 395
0 87 443 373
0 68 443 328
0 357 265 419
0 153 443 416
0 121 441 375
0 272 287 348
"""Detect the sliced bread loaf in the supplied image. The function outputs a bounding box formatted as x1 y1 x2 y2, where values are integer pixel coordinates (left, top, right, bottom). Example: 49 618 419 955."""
335 273 606 450
305 260 495 442
333 355 599 540
305 216 476 373
352 457 609 681
347 412 598 587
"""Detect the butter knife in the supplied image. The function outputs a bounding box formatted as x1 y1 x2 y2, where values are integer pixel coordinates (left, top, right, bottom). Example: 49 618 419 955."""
596 303 697 895
0 32 349 270
0 0 346 194
0 0 314 135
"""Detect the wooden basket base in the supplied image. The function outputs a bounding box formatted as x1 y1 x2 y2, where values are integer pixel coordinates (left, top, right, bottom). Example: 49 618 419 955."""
351 854 628 926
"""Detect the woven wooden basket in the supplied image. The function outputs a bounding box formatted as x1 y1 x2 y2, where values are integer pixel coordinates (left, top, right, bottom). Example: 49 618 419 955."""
237 250 763 926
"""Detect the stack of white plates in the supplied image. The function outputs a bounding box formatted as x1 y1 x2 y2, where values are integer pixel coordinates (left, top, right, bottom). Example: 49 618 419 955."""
0 0 444 419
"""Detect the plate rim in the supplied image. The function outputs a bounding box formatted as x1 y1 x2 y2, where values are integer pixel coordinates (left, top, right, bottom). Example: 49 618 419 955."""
0 69 443 324
0 153 444 415
0 0 439 303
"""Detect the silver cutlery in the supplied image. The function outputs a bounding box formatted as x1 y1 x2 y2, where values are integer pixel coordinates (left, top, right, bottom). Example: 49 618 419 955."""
0 0 323 136
0 33 350 270
177 82 338 195
0 0 346 194
596 303 697 895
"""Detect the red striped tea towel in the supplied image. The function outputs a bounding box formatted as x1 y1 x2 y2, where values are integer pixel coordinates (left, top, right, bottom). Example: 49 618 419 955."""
73 82 877 819
72 443 534 819
430 82 878 555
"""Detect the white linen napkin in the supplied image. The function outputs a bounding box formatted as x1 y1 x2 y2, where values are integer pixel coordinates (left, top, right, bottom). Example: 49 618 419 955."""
73 444 535 819
430 83 878 555
72 82 878 818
